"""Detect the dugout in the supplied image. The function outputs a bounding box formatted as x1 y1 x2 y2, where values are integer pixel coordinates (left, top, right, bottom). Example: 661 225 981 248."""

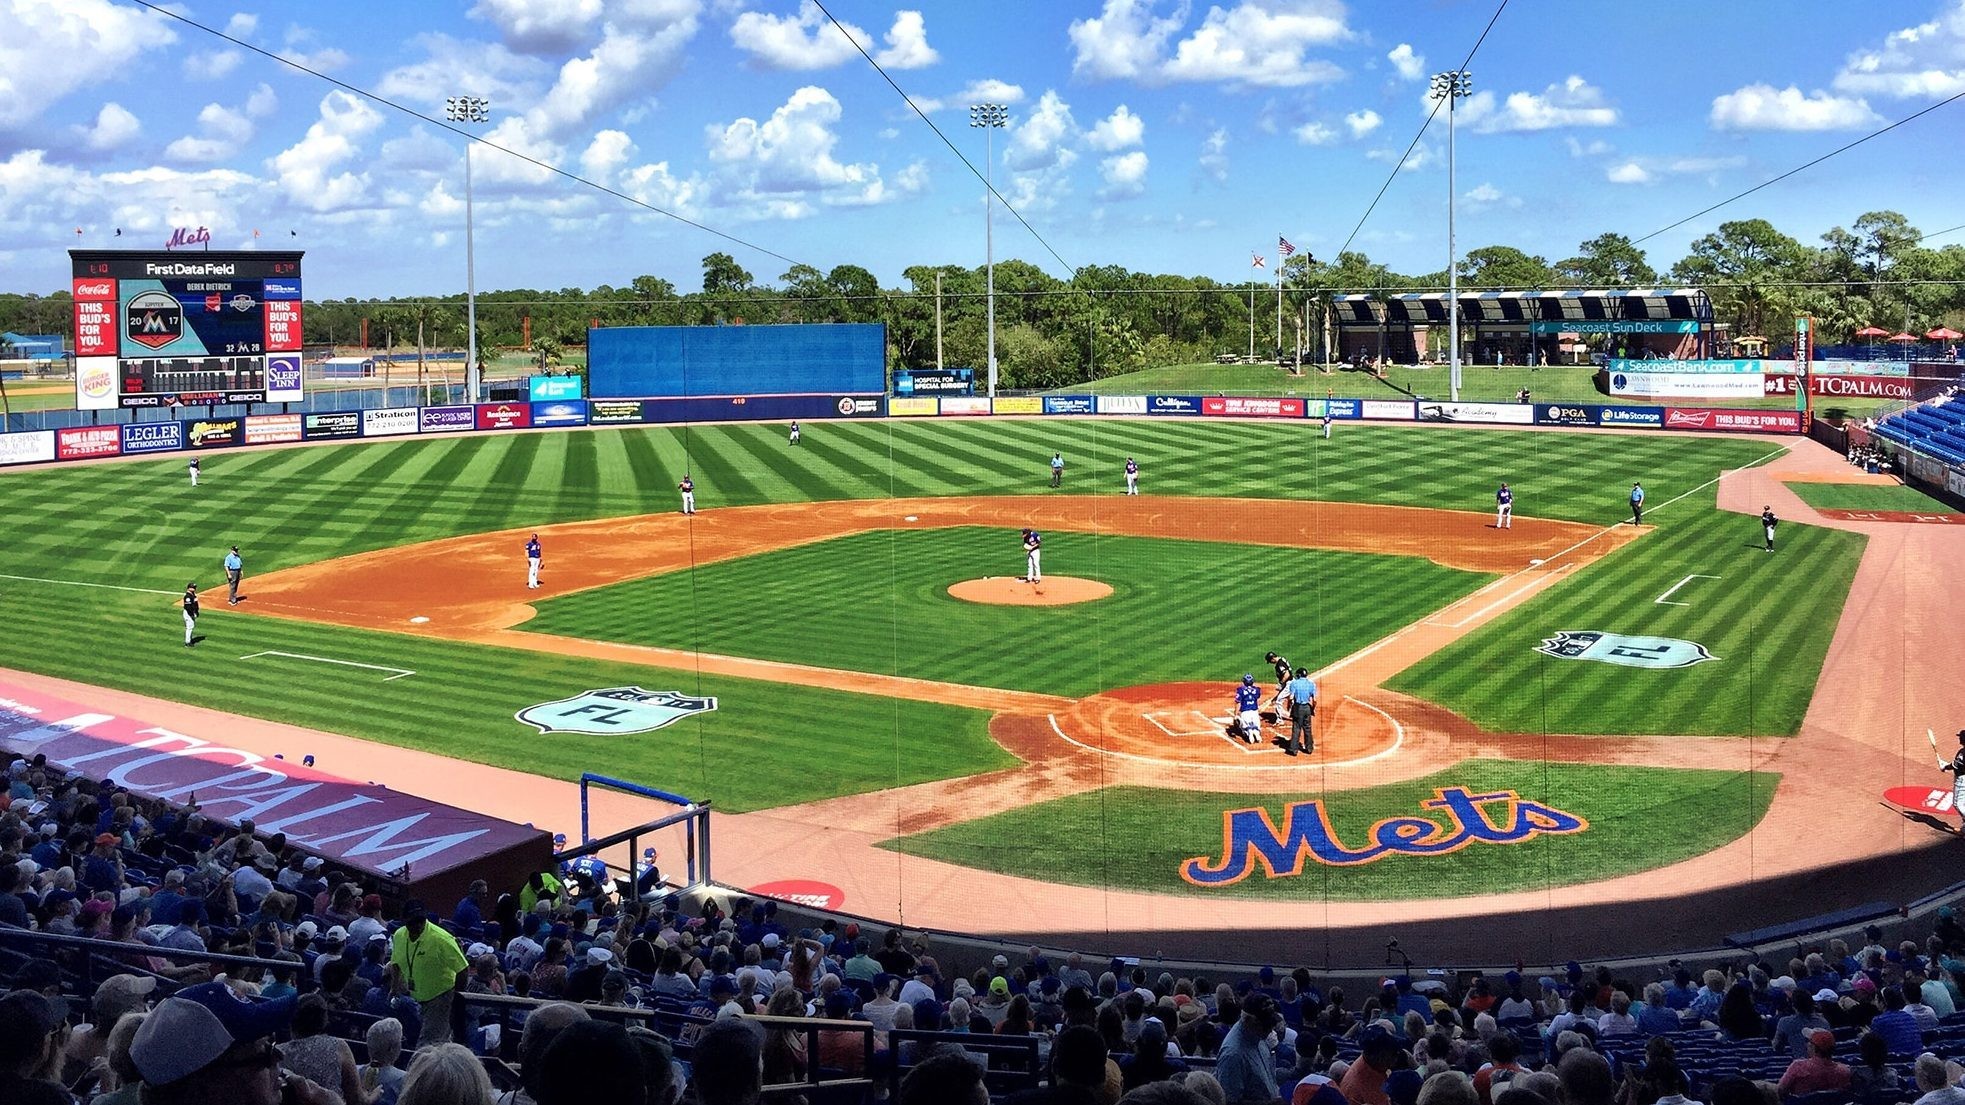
1332 289 1715 367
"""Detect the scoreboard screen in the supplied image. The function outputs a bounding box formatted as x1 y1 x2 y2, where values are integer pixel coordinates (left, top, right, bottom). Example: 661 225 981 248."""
69 250 305 410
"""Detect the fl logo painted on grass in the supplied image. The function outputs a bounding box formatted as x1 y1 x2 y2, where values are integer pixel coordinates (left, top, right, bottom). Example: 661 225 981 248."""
516 687 718 735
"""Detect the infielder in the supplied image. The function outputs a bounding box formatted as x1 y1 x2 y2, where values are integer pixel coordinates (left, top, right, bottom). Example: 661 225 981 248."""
223 545 243 604
1322 408 1333 439
1496 483 1513 529
678 475 696 515
789 420 801 445
1941 731 1965 821
1629 482 1645 524
1263 650 1293 714
1124 457 1139 495
1049 452 1065 488
1021 528 1042 583
181 583 200 647
526 533 543 589
1233 674 1264 745
188 457 200 487
1761 506 1778 552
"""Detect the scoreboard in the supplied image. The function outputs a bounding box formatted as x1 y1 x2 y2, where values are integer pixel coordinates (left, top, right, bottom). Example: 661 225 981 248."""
69 250 305 410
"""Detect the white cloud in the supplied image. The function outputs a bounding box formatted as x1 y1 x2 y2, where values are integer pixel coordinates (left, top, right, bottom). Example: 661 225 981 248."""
580 129 636 181
245 83 278 118
1606 161 1652 184
469 0 604 55
1161 1 1349 88
1833 2 1965 99
1565 136 1612 158
1666 154 1746 174
1068 0 1183 80
1387 43 1425 81
0 0 177 127
1087 104 1145 151
75 103 141 152
1293 121 1335 145
1710 83 1881 130
267 90 387 212
1005 89 1077 172
911 78 1026 113
224 12 258 38
0 151 257 244
1454 75 1619 133
1199 127 1229 182
376 33 550 110
1098 150 1148 199
184 50 243 80
165 103 256 163
707 85 915 215
729 2 936 70
1366 141 1434 172
277 25 352 73
1344 108 1381 137
1462 182 1520 210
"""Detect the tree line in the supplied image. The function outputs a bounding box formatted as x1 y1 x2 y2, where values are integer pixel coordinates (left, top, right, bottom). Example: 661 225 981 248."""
1 210 1959 391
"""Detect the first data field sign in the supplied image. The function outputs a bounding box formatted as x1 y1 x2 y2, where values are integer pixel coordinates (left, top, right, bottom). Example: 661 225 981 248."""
516 687 718 735
1534 631 1716 669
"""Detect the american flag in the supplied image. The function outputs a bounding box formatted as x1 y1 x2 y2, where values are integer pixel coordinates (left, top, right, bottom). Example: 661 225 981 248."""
1279 236 1297 257
1250 253 1266 269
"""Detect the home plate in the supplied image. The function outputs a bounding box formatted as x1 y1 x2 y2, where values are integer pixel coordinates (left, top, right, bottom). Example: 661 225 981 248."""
409 616 430 624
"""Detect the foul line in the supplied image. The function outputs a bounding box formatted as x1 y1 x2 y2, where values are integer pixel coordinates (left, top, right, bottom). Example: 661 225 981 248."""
238 650 416 681
1045 695 1404 771
1655 574 1721 607
0 573 179 597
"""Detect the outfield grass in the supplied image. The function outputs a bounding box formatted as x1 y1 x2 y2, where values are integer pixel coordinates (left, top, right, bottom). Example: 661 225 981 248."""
1786 480 1962 514
525 528 1494 696
882 759 1777 899
1389 488 1866 736
0 583 1008 812
1068 362 1899 419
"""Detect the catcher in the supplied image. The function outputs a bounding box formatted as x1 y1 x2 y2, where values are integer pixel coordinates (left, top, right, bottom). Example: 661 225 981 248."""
1231 674 1264 745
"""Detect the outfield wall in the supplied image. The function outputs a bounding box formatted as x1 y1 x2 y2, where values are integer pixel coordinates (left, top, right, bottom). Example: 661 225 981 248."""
588 323 887 399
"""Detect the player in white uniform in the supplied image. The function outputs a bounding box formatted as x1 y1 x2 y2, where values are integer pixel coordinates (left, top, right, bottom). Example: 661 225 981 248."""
679 475 696 515
525 533 543 589
1496 483 1513 529
1021 528 1042 583
1941 731 1965 818
188 457 201 487
789 420 801 445
1124 457 1139 495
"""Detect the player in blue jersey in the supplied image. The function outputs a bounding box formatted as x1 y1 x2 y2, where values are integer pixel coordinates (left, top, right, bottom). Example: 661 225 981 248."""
1021 528 1042 582
1496 483 1513 529
1124 457 1139 495
525 533 543 589
1233 674 1264 745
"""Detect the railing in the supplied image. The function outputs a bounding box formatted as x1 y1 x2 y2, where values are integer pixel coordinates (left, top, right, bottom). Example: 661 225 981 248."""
565 774 714 893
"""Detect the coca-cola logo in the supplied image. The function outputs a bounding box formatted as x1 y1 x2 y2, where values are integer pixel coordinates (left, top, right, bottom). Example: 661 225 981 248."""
73 281 115 298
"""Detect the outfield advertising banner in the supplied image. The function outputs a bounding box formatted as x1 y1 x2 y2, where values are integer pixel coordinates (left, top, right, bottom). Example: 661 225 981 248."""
587 400 649 424
303 412 362 440
1536 404 1601 427
992 396 1044 415
55 426 122 460
265 353 304 404
1096 395 1148 415
1147 395 1202 415
1607 370 1765 398
0 431 56 466
119 421 184 455
363 407 420 437
1044 395 1096 414
1361 400 1416 421
938 396 992 416
1418 402 1535 425
1608 358 1765 374
530 401 588 427
1202 396 1305 418
1529 320 1699 334
834 396 883 417
888 397 937 416
1811 374 1914 400
528 376 584 402
1663 408 1804 433
419 405 475 434
244 414 303 445
185 418 243 449
476 402 533 431
74 356 117 412
1598 406 1664 427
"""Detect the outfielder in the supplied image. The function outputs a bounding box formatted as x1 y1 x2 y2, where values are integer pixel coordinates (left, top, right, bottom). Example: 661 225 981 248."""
180 578 199 644
1761 506 1778 552
679 475 696 515
789 420 801 445
1322 408 1333 439
1021 528 1042 583
1940 731 1965 820
526 533 543 589
1233 674 1263 745
1124 457 1139 495
188 457 200 487
1263 650 1293 714
1496 483 1513 529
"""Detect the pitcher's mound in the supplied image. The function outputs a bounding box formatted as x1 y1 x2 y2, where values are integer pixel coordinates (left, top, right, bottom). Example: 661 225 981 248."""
948 576 1113 606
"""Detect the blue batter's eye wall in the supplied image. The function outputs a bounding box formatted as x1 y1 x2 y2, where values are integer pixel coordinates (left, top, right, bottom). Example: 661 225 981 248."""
588 323 887 398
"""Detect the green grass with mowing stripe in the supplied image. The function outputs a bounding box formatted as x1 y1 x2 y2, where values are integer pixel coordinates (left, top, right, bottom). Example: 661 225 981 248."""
524 528 1495 697
881 759 1777 899
1389 492 1866 736
0 583 1007 812
1786 480 1961 514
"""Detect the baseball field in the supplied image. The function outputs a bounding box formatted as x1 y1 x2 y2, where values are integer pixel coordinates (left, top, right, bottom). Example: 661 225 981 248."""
6 413 1956 959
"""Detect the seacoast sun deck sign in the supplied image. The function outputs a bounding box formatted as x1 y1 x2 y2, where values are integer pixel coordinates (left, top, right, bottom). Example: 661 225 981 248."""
1179 787 1589 886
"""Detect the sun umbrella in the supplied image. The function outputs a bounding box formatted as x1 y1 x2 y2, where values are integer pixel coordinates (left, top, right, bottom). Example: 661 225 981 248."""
1855 326 1891 337
1927 326 1962 341
1887 332 1918 342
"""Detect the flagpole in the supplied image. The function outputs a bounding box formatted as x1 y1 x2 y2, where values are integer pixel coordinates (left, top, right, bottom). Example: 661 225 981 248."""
1275 237 1283 358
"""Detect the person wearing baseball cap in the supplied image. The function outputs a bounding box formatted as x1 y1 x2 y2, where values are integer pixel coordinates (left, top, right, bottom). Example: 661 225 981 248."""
0 990 73 1105
129 982 338 1105
1775 1028 1851 1099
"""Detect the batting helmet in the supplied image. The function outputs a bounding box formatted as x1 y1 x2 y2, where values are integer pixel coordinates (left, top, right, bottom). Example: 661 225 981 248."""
1264 651 1278 663
1242 673 1256 685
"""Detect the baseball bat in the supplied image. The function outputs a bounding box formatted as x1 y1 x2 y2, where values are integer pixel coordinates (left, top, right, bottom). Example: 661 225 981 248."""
1932 728 1945 770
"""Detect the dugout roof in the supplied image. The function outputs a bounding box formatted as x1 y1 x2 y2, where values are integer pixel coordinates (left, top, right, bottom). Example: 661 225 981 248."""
1333 289 1713 326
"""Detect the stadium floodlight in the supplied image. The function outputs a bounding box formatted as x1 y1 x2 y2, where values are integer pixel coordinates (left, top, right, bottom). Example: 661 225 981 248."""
970 103 1009 398
445 96 492 402
1430 71 1472 401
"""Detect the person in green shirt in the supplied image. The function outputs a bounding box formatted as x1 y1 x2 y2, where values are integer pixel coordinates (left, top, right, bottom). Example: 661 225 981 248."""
519 870 562 915
388 901 469 1048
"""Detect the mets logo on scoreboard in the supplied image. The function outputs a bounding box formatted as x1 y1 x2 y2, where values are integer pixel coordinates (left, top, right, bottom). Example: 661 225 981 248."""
516 687 718 735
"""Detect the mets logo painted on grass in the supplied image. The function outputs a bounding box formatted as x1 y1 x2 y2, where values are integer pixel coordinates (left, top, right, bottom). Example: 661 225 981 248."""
516 687 718 735
1534 631 1715 669
1179 788 1588 886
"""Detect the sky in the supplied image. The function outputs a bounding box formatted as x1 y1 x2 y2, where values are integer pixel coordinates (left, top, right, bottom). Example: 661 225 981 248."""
0 0 1962 299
